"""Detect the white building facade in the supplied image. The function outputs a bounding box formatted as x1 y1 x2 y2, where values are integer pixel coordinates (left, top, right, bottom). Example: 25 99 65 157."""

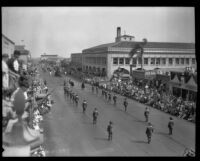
80 27 196 79
2 34 15 58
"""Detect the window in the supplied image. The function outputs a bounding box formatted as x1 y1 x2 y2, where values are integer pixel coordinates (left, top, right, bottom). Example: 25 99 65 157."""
161 58 166 65
144 58 148 65
185 58 189 65
125 58 130 65
175 58 179 65
168 58 173 65
156 58 160 65
151 58 155 65
113 57 118 65
192 58 196 64
181 58 184 65
119 58 124 65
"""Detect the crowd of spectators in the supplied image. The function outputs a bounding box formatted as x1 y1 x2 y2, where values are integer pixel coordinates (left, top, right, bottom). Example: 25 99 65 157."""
106 77 196 123
2 51 52 156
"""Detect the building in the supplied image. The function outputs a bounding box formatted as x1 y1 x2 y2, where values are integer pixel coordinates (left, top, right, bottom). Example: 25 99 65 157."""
2 34 15 58
40 54 58 61
81 27 196 79
15 45 31 64
169 71 197 102
71 53 82 67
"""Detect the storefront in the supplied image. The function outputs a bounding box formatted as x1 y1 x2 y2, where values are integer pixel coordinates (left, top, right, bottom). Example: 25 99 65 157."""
169 74 197 101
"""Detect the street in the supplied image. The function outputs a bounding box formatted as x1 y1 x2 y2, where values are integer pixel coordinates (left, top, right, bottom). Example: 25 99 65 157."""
41 70 195 156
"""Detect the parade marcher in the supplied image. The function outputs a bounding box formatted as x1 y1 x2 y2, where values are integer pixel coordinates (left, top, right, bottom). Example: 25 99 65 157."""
168 117 174 135
108 93 112 102
146 122 154 144
144 107 150 122
82 100 87 113
123 98 128 112
92 84 94 93
75 94 79 107
102 88 104 97
105 90 107 100
81 82 85 90
107 121 113 141
113 94 117 105
92 108 99 125
95 86 99 94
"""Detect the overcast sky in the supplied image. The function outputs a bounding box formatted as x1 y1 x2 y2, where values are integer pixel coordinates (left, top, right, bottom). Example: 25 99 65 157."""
2 7 195 58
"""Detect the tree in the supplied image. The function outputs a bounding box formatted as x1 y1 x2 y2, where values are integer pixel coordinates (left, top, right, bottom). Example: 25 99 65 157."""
129 38 148 74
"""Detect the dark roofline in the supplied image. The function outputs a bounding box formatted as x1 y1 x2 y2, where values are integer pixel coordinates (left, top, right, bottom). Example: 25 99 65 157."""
83 41 195 52
2 34 15 45
41 55 58 57
120 35 135 38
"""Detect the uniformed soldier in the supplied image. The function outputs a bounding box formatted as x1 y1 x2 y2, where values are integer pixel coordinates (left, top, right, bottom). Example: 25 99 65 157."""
123 98 128 112
82 100 87 113
95 86 99 94
81 82 85 90
92 108 99 125
92 84 94 93
102 89 104 97
75 94 79 107
108 93 112 102
107 121 113 141
113 94 117 105
72 93 75 104
146 122 154 144
168 117 174 135
144 107 150 122
104 90 107 100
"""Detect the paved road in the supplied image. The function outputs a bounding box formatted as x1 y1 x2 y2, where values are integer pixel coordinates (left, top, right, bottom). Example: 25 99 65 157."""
40 70 195 156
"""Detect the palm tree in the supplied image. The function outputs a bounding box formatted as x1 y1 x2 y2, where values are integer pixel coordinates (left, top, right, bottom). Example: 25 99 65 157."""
129 38 148 73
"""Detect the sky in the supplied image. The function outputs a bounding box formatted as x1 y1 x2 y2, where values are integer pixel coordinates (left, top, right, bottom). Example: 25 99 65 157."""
2 7 195 58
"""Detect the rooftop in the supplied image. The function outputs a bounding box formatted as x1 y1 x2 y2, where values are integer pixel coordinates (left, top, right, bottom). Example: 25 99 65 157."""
83 41 195 53
2 34 15 45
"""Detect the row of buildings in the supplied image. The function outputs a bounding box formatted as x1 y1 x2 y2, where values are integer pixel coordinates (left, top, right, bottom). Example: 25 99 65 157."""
71 27 196 79
2 34 31 66
70 27 197 102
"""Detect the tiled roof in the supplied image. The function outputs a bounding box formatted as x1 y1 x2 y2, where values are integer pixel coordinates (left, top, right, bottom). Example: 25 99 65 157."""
112 41 195 49
83 42 119 51
83 41 195 52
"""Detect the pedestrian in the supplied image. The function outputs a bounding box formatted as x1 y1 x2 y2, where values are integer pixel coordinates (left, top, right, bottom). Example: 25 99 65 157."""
92 108 99 125
144 107 150 122
2 53 9 89
123 98 128 112
107 121 113 141
82 100 87 113
168 117 174 135
146 122 154 144
113 94 117 105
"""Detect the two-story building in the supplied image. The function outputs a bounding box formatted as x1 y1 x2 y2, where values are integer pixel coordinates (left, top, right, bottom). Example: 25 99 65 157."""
2 34 15 58
81 27 196 79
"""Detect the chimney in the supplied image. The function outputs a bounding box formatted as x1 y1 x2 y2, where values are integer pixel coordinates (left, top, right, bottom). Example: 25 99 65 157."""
117 27 121 38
